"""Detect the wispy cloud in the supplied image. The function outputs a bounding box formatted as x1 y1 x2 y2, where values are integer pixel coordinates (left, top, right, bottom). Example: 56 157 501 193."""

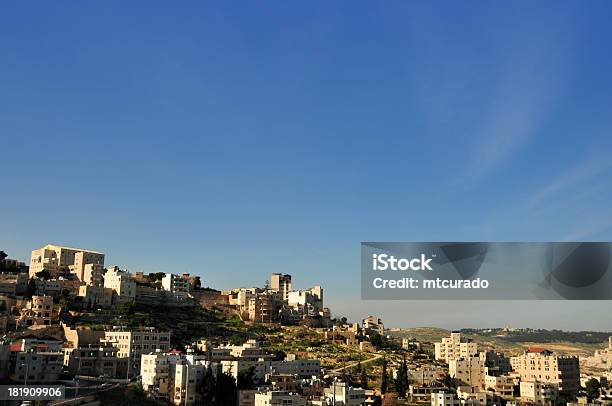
528 159 612 209
561 209 612 241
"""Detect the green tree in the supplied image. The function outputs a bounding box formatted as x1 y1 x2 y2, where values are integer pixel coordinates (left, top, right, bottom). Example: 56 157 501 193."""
361 365 369 389
215 372 237 406
272 349 286 361
237 365 256 390
200 365 216 404
442 373 457 390
394 355 408 397
35 270 51 280
585 378 601 402
229 334 245 346
381 357 388 394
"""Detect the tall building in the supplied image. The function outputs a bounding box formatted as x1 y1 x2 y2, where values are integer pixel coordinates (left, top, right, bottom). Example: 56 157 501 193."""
435 332 478 362
29 244 104 278
248 293 274 323
75 263 105 286
510 348 580 394
449 355 484 388
270 273 292 300
104 327 171 377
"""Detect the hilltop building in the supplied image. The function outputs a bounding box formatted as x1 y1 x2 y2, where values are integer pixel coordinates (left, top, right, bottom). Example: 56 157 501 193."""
29 244 104 279
362 316 384 336
270 273 292 301
103 266 136 304
161 273 190 299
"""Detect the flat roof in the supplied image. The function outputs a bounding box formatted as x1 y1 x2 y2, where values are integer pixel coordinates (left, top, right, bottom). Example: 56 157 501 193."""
42 244 104 255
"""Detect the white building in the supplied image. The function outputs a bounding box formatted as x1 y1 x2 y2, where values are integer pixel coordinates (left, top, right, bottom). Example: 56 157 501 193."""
103 266 136 304
431 392 461 406
362 316 384 336
29 244 104 278
221 356 321 382
104 327 171 377
324 381 366 406
520 380 559 404
255 390 307 406
435 332 478 362
161 273 190 299
141 351 216 406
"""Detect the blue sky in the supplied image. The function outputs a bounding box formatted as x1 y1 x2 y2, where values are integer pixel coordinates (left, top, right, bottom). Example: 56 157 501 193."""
2 2 612 330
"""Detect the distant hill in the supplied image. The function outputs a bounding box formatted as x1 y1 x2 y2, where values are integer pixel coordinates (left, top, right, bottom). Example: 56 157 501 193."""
388 327 611 356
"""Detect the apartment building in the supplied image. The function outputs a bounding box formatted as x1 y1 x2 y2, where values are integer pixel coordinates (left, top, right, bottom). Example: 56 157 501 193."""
141 352 180 396
104 327 171 377
11 340 63 383
449 356 484 389
288 287 323 315
255 390 308 406
362 316 384 336
74 263 105 286
408 367 448 386
17 295 58 327
435 332 478 362
221 356 321 382
511 348 580 394
248 292 274 323
0 272 28 295
63 344 119 377
141 351 215 405
103 266 136 304
431 392 461 406
271 273 292 301
29 244 104 278
172 361 208 406
519 380 559 404
480 350 512 376
161 273 190 299
484 374 514 398
323 380 366 406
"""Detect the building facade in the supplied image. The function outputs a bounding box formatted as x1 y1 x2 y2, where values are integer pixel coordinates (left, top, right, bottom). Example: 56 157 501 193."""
435 332 478 362
511 348 580 395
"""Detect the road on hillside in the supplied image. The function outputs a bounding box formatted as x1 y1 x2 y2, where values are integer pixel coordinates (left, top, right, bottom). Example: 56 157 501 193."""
330 353 383 375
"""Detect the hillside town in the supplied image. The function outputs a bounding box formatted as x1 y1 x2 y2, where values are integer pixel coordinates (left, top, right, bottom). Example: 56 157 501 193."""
0 245 611 406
